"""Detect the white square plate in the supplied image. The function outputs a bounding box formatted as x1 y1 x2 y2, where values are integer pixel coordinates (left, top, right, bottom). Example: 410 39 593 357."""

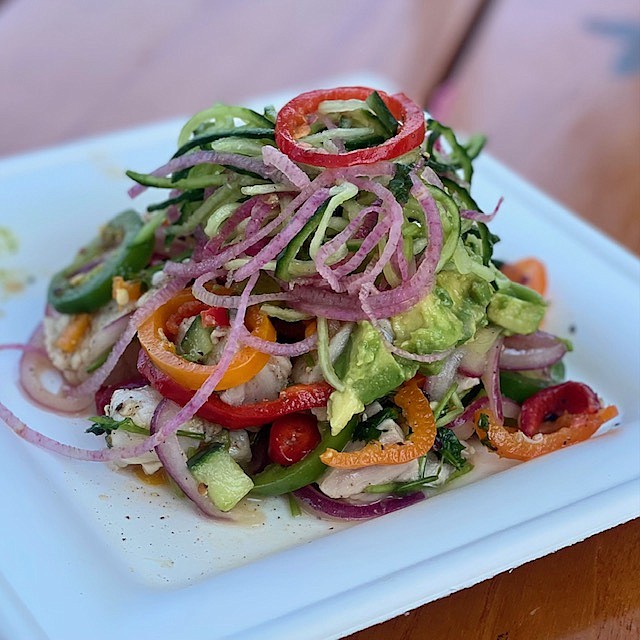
1 88 639 640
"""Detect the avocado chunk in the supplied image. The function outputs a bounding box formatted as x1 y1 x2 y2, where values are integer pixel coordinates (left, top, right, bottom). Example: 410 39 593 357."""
487 280 546 335
327 321 417 434
391 270 493 354
188 445 254 512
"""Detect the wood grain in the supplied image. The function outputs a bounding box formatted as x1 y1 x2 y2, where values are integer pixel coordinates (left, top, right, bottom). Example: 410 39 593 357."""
436 0 640 255
347 518 640 640
0 0 480 157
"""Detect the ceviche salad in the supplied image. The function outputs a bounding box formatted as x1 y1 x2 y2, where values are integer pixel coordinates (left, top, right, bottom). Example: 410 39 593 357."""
1 86 618 521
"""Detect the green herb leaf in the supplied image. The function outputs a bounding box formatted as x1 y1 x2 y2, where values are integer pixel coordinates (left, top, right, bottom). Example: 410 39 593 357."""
86 416 145 436
388 163 413 205
353 407 399 443
434 427 468 470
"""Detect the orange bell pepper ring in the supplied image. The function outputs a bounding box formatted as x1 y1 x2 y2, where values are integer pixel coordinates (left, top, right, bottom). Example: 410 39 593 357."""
320 378 437 469
474 406 618 461
137 289 276 391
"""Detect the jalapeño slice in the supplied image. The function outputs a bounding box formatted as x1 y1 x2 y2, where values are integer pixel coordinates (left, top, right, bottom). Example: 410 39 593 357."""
48 210 154 314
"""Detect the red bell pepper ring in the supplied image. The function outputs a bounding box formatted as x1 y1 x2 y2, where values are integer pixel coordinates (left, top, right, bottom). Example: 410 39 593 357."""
275 86 426 168
137 350 333 429
518 381 601 437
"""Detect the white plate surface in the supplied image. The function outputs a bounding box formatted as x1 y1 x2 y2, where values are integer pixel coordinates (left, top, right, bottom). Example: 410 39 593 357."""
0 88 639 640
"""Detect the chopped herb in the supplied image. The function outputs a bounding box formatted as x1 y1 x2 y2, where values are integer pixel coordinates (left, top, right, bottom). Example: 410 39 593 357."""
87 416 145 436
475 413 496 450
364 474 439 496
86 415 204 440
388 163 413 205
353 407 399 443
434 427 468 470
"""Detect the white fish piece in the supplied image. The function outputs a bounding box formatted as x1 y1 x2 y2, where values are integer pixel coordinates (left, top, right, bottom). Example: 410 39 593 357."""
220 355 292 406
318 418 420 499
43 299 134 384
105 386 250 473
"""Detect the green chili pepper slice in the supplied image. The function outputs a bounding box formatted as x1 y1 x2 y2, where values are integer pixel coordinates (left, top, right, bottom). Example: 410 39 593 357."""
47 209 154 314
499 371 553 404
250 415 358 497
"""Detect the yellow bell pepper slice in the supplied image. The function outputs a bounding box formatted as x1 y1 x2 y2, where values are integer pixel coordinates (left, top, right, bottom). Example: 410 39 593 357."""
137 289 276 391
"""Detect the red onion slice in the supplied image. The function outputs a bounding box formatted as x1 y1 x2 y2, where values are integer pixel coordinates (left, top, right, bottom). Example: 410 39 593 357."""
127 150 278 199
481 334 504 422
18 325 93 414
293 485 424 520
262 145 311 189
150 398 232 520
460 196 503 223
239 330 318 357
500 331 567 371
457 328 502 378
232 188 331 282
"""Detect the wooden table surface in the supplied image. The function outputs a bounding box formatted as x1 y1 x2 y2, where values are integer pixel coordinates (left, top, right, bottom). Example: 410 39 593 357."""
1 1 638 638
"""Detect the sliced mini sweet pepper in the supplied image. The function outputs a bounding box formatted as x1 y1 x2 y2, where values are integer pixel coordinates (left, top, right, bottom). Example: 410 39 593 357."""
275 87 426 168
500 257 547 296
137 289 276 391
319 377 437 468
474 406 618 461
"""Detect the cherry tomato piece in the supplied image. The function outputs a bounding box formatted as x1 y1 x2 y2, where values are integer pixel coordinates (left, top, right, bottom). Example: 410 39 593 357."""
268 413 321 466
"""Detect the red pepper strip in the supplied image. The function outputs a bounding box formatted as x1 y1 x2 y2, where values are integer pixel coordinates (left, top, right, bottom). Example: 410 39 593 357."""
275 86 426 168
137 350 333 429
201 306 230 328
518 381 601 437
320 377 436 468
474 406 618 461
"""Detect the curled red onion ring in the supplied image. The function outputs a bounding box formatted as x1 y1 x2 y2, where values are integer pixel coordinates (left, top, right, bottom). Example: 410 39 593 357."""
239 330 318 357
481 334 504 422
127 150 278 199
262 145 311 189
233 188 331 282
425 350 464 401
192 273 292 309
293 484 424 520
313 204 383 290
150 398 232 520
18 325 93 414
460 196 503 223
